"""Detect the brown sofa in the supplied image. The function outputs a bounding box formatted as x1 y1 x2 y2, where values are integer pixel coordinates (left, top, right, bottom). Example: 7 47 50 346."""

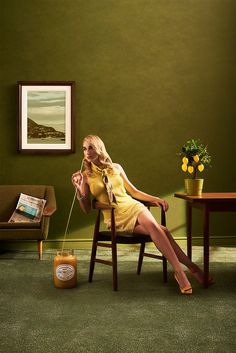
0 185 56 259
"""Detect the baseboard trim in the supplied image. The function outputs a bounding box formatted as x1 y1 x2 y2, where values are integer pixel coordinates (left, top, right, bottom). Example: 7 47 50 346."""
1 236 235 251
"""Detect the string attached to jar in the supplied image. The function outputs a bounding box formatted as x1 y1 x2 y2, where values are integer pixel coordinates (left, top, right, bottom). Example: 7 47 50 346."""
61 158 84 253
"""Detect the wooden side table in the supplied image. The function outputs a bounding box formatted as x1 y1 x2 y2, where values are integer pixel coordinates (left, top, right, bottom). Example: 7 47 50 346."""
174 192 236 288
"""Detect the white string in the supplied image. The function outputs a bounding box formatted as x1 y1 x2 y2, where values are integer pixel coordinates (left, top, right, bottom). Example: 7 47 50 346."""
61 159 84 253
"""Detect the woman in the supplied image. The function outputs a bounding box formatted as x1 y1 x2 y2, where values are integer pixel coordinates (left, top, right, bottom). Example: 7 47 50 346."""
72 135 212 294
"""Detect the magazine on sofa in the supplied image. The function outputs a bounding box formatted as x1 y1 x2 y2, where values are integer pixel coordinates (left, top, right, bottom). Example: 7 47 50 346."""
8 193 46 223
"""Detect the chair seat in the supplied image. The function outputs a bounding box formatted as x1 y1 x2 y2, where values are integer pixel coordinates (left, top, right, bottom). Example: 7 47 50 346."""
98 231 152 244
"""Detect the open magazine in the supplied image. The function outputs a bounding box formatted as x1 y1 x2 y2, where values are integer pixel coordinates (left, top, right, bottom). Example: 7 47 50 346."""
8 193 46 223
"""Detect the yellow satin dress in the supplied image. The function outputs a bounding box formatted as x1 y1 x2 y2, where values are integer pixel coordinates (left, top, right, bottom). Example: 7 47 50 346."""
87 163 147 232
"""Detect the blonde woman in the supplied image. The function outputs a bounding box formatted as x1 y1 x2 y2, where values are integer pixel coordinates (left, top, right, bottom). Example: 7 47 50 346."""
72 135 213 294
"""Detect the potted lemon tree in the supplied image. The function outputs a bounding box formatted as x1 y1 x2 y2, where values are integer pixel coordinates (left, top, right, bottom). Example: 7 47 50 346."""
178 139 211 196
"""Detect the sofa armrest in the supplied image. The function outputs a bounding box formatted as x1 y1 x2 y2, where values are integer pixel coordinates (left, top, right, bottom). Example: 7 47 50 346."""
43 186 57 216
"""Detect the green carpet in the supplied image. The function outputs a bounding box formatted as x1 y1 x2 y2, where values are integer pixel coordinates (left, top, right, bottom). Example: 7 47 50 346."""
0 254 235 353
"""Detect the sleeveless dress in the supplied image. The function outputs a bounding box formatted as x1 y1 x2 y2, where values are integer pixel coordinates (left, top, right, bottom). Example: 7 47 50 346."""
87 163 147 233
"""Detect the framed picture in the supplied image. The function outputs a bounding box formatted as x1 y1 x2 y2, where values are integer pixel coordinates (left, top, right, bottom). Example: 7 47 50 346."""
18 81 75 154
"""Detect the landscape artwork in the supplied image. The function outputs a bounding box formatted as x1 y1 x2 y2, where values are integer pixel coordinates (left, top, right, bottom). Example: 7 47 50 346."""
27 91 66 144
18 81 75 154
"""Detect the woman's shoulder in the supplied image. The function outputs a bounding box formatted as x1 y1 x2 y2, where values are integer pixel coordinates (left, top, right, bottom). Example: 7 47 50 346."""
113 162 121 168
112 163 125 175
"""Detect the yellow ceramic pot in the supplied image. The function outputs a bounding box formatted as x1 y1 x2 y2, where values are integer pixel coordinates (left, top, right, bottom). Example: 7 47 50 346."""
184 179 204 196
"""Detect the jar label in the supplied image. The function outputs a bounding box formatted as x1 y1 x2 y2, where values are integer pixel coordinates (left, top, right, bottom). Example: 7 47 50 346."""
56 264 75 281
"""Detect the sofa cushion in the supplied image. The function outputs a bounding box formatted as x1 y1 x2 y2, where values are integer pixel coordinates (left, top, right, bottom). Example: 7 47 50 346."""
0 222 41 229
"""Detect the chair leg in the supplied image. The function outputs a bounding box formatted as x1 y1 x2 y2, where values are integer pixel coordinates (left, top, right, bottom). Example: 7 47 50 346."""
38 240 43 260
137 242 145 275
88 239 97 283
111 241 118 291
163 256 168 282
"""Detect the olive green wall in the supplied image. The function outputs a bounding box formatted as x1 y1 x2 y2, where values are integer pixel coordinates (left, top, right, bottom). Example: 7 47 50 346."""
1 0 235 250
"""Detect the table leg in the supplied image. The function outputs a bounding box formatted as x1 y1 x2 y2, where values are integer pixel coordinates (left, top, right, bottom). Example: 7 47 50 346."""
203 205 210 288
186 203 192 260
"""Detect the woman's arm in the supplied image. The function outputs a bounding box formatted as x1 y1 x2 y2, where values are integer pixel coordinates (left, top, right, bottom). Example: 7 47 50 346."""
71 171 92 213
114 163 169 212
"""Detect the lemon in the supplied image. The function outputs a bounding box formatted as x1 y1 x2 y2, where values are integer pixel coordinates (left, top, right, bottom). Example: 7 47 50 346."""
198 164 204 172
181 164 187 172
182 157 188 164
188 166 194 174
193 155 200 163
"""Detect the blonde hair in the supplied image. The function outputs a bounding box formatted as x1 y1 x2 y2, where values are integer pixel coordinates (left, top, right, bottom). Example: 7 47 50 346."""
82 135 114 175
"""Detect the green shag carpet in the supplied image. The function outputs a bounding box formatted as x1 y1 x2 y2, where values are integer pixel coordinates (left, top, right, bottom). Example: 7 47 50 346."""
0 254 235 353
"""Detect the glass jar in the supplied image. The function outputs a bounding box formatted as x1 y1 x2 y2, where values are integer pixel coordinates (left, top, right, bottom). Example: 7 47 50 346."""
53 249 77 288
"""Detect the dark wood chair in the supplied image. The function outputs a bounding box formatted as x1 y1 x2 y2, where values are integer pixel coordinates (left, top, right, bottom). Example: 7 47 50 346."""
88 200 168 291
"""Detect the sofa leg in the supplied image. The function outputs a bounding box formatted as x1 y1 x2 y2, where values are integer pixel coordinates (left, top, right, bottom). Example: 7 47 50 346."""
38 240 43 260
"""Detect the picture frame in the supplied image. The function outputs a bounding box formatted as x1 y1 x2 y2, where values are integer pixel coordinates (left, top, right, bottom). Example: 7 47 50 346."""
18 81 75 154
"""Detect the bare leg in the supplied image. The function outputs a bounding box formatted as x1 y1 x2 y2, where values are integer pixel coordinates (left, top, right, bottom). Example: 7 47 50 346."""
159 225 207 284
135 210 192 291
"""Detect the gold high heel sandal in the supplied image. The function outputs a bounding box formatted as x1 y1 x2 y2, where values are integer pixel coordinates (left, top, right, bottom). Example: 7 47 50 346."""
174 272 192 295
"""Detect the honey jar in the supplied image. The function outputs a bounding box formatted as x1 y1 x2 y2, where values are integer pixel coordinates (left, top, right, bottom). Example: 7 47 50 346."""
54 250 77 288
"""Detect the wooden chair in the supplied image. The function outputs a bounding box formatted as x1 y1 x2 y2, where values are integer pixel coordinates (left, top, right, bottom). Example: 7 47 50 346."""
88 200 168 291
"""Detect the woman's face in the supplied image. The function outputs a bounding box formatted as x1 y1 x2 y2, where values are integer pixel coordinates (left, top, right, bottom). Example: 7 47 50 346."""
83 140 99 164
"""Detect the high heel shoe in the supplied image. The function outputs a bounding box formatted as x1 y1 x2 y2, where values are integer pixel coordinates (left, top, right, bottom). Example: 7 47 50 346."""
189 267 214 286
174 272 192 295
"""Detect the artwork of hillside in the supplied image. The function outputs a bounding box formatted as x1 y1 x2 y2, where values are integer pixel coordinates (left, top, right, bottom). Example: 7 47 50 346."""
27 118 65 140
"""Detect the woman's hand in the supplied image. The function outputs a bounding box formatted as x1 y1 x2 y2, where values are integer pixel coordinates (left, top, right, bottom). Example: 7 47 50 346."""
71 171 91 213
71 171 83 190
154 198 169 212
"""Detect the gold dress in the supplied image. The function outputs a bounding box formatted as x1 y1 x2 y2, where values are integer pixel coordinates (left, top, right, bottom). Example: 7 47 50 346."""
87 163 147 232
